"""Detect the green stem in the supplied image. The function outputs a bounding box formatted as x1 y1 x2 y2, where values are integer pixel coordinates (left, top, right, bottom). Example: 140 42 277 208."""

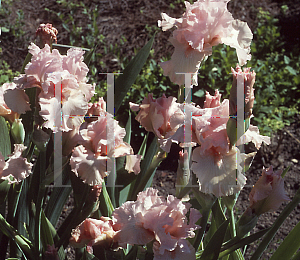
34 150 47 259
250 187 300 260
229 209 236 238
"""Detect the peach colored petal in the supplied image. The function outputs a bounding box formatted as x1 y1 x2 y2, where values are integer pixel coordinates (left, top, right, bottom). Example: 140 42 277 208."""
159 0 252 85
191 146 246 197
236 124 270 149
0 144 32 184
70 217 116 251
153 240 196 260
112 201 155 245
3 83 31 114
0 85 12 116
62 47 89 83
132 94 185 152
39 91 87 132
125 154 142 175
25 43 62 86
203 90 222 108
159 38 205 86
70 145 109 186
112 188 200 254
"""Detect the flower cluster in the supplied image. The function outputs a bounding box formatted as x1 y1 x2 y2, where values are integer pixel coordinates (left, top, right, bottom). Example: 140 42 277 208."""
132 89 270 197
70 188 201 259
10 43 95 132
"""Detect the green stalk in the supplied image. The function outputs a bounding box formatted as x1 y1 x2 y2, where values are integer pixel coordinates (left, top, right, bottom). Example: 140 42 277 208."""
250 187 300 260
34 150 47 259
229 209 236 238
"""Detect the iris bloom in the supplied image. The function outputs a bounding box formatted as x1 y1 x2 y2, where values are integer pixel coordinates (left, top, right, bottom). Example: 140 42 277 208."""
130 94 184 152
112 188 201 259
70 113 140 185
190 90 269 197
14 43 95 132
158 0 253 85
70 217 116 254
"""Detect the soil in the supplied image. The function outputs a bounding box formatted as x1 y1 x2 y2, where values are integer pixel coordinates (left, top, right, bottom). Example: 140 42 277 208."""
1 0 300 259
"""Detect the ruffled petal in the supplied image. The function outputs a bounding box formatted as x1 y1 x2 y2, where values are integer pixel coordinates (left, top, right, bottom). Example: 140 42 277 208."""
3 83 31 114
191 146 246 197
0 144 32 184
125 154 142 175
159 38 205 86
70 145 109 186
236 124 271 149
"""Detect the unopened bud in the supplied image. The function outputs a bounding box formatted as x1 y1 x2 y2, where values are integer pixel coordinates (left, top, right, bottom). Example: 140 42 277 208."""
229 64 255 119
11 119 25 144
176 150 190 197
36 23 58 47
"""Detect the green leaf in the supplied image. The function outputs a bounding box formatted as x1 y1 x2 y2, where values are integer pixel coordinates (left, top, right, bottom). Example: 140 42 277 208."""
21 53 32 74
200 219 230 260
138 132 148 157
0 180 10 205
194 89 205 98
269 220 300 260
0 213 34 259
285 66 297 75
283 55 290 64
40 210 65 260
1 27 10 33
0 116 11 159
124 245 138 260
220 228 270 258
99 182 114 217
81 250 100 260
45 178 72 226
113 34 155 114
84 44 98 66
40 210 54 249
116 111 131 171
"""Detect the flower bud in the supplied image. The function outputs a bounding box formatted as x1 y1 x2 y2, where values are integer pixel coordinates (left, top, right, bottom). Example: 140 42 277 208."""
229 64 255 119
35 23 58 47
176 150 190 197
249 166 290 216
11 119 25 144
